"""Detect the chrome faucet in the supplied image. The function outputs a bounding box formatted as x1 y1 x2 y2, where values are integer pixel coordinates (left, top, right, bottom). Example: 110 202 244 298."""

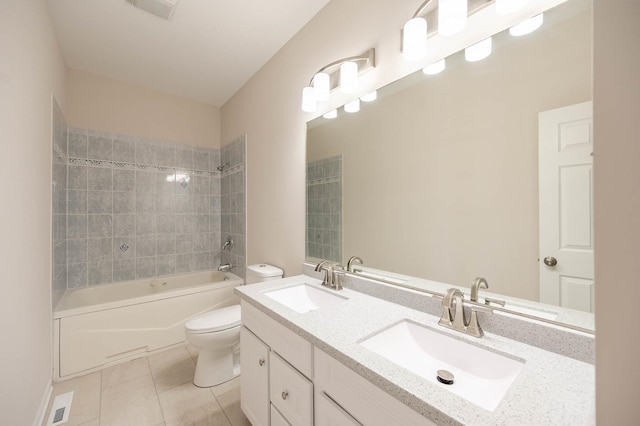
314 261 344 291
346 256 363 272
438 287 492 338
470 277 506 307
315 261 332 287
218 263 232 272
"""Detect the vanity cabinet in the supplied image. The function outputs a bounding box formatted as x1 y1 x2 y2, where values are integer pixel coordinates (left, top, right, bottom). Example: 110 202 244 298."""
241 301 314 426
241 301 434 426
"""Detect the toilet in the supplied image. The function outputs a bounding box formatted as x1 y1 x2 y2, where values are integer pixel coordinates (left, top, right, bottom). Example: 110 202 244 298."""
185 264 283 387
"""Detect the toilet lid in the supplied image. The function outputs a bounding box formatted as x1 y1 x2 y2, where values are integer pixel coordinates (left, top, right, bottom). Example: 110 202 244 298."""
185 305 241 333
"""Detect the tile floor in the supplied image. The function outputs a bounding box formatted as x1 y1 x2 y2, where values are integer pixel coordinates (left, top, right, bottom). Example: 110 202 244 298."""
43 345 251 426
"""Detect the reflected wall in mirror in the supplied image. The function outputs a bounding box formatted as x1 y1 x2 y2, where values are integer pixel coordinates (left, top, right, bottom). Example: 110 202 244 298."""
306 0 592 318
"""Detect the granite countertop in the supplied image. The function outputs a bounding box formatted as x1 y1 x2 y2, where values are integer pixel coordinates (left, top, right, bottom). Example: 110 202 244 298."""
235 275 595 426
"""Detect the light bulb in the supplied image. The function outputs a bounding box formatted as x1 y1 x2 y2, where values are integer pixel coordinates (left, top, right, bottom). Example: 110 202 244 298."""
509 13 544 36
403 17 427 61
301 86 317 112
344 99 360 113
361 91 377 102
423 59 446 75
340 61 358 94
465 37 492 62
496 0 528 15
313 72 330 102
323 109 338 119
438 0 467 36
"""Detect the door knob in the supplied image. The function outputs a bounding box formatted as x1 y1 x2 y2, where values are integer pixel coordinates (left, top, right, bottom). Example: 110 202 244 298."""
543 256 558 267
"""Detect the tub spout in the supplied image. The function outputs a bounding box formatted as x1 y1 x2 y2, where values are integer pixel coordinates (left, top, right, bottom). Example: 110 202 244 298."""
218 263 232 272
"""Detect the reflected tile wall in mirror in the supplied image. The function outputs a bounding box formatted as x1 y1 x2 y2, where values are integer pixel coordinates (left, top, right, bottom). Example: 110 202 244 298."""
306 155 342 263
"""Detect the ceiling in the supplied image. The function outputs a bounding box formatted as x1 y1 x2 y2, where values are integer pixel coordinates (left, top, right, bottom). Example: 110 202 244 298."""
48 0 330 106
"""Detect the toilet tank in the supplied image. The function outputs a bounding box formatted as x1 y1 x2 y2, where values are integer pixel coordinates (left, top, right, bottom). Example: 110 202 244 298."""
246 264 283 284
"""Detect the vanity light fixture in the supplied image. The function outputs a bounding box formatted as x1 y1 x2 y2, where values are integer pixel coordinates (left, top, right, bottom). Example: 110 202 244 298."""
423 58 446 75
300 48 376 113
403 0 470 62
340 61 359 94
344 99 360 113
323 109 338 119
403 14 428 61
509 13 544 36
465 37 492 62
360 90 378 102
496 0 529 15
438 0 468 36
313 72 331 102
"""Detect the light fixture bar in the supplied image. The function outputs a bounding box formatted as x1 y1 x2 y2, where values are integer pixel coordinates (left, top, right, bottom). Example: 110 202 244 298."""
307 48 376 91
411 0 436 19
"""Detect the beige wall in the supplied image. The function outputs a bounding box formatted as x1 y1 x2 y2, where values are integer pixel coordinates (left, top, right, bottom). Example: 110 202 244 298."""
308 9 591 301
66 68 221 149
0 0 67 424
594 0 640 423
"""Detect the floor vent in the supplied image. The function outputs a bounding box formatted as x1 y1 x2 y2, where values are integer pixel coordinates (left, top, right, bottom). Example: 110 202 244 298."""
46 391 74 426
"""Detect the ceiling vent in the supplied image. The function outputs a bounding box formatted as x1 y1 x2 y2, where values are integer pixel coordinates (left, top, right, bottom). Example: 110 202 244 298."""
127 0 179 21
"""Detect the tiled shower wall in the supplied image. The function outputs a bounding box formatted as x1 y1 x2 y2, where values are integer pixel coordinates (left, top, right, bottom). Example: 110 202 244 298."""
51 102 248 295
63 126 226 288
306 155 342 263
52 99 68 307
220 136 247 279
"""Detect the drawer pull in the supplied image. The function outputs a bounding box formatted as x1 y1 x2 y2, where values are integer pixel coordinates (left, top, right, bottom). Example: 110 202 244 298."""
281 391 289 400
258 358 265 366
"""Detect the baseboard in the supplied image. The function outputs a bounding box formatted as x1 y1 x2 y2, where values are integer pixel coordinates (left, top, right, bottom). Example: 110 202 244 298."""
33 382 53 426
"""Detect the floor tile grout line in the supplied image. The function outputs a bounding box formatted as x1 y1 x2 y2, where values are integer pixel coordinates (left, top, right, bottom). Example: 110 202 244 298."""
146 356 168 425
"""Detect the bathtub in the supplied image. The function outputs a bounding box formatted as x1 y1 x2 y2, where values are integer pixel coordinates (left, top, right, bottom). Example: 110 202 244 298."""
53 270 243 380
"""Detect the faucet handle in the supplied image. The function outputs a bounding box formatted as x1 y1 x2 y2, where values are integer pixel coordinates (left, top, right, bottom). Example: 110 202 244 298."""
467 305 493 338
331 267 346 291
484 297 506 307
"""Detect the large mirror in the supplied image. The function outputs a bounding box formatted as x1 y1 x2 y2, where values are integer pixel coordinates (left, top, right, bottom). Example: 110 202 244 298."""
306 0 593 329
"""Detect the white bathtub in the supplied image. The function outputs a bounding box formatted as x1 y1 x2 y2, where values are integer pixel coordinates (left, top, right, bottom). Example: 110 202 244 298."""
53 270 243 380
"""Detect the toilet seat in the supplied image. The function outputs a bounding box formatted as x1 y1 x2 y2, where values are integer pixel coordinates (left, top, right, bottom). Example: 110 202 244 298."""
185 305 241 334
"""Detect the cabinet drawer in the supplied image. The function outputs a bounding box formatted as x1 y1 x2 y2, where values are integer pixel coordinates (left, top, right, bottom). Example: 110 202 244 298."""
314 348 435 426
270 404 291 426
242 300 313 377
270 352 313 426
315 391 361 426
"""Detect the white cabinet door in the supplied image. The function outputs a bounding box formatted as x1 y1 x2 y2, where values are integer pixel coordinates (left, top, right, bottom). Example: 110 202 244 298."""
270 404 291 426
240 326 269 426
539 101 594 312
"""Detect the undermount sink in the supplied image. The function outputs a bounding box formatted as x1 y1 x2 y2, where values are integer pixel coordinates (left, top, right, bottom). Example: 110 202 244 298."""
263 283 348 313
360 320 524 411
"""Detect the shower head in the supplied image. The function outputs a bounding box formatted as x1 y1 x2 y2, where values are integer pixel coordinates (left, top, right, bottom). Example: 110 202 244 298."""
217 162 230 172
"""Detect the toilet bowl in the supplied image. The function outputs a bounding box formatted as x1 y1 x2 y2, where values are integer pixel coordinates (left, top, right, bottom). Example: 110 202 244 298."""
185 264 283 387
185 304 242 387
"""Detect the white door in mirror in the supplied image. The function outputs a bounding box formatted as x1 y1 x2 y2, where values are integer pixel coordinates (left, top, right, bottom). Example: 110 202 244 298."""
539 101 594 312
